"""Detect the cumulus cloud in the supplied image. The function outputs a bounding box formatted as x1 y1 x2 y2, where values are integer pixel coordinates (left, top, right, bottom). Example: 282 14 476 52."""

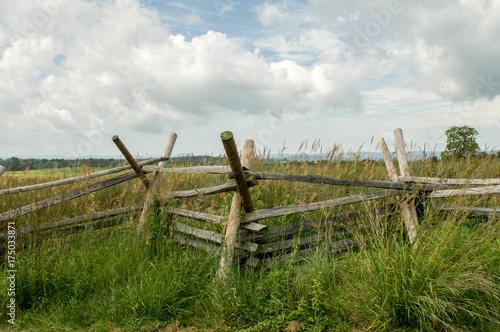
309 0 500 102
2 0 498 156
0 0 362 156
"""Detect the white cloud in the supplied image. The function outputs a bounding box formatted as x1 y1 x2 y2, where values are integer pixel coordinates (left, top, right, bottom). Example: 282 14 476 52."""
0 0 498 157
309 0 500 102
0 0 364 157
253 1 292 27
254 28 341 62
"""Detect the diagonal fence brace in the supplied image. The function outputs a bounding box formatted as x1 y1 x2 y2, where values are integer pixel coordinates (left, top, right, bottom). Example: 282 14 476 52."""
112 135 151 189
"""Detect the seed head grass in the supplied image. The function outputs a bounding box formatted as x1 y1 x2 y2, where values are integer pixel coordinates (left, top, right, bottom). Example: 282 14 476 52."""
0 146 499 331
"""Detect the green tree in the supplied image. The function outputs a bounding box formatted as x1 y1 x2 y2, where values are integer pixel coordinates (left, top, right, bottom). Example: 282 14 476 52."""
441 125 481 160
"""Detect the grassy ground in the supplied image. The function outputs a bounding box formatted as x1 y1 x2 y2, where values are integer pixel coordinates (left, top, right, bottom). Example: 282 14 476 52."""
1 152 499 331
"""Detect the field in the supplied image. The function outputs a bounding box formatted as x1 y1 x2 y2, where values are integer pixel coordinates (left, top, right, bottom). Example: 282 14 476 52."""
1 152 500 331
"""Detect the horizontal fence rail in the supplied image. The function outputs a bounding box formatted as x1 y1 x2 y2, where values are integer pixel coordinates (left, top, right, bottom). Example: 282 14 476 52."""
239 207 388 242
241 172 447 191
169 208 224 224
0 172 140 222
167 207 268 233
173 222 260 252
246 239 357 268
165 177 258 199
241 190 398 223
400 176 500 186
429 185 500 198
142 165 237 174
436 206 500 216
0 158 163 195
0 204 143 241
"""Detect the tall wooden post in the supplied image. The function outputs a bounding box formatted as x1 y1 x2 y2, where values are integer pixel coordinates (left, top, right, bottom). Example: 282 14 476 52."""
380 138 417 244
220 132 255 213
218 136 255 279
139 133 177 236
0 165 5 178
380 139 398 182
380 129 419 245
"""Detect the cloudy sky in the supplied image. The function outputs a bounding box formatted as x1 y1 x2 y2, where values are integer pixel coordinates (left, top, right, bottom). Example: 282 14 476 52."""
1 0 499 158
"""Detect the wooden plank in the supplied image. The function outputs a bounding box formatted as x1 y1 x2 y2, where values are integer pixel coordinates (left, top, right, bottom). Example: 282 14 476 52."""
400 176 500 186
220 132 254 213
15 216 128 244
436 206 500 217
112 135 151 189
167 207 267 233
256 228 350 254
241 190 398 223
165 177 258 199
240 207 384 242
430 185 500 198
173 222 259 252
241 222 268 234
169 208 224 223
174 221 223 244
219 138 255 279
142 165 234 174
436 206 500 216
50 216 126 237
0 158 162 196
244 171 444 191
0 165 5 178
139 133 177 233
249 239 357 268
173 232 249 258
381 137 418 245
174 232 221 252
0 172 139 222
0 204 143 240
251 218 338 242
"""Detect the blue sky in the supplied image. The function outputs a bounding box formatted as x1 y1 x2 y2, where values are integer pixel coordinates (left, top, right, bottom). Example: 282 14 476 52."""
0 0 499 158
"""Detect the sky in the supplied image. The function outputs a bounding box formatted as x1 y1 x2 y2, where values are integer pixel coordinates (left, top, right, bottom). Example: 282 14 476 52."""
0 0 499 158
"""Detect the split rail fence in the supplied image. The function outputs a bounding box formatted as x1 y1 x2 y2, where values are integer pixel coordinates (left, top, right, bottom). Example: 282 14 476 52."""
1 129 499 272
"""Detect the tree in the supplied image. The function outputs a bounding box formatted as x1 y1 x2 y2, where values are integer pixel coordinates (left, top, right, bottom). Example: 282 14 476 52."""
441 125 481 160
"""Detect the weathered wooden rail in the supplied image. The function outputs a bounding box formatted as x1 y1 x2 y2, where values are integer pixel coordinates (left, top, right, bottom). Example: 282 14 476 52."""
1 128 498 272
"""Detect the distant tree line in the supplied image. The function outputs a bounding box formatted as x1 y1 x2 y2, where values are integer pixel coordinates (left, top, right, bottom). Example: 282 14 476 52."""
0 155 226 172
0 157 122 171
2 135 499 173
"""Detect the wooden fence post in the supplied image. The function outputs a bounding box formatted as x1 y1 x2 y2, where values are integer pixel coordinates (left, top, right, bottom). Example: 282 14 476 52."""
0 165 5 178
381 137 419 244
218 137 255 279
220 132 255 213
392 129 419 244
138 133 177 235
112 135 151 189
380 139 398 182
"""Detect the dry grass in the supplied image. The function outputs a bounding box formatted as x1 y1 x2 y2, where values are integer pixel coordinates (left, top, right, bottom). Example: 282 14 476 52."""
1 148 499 331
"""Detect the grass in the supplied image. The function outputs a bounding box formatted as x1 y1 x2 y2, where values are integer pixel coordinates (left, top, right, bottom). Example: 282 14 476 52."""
1 151 499 331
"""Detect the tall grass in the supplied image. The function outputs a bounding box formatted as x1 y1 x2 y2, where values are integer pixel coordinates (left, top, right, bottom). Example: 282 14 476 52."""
339 214 500 331
1 149 499 331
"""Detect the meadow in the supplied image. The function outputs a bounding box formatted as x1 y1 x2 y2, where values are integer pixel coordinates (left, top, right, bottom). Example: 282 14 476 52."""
1 150 499 331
